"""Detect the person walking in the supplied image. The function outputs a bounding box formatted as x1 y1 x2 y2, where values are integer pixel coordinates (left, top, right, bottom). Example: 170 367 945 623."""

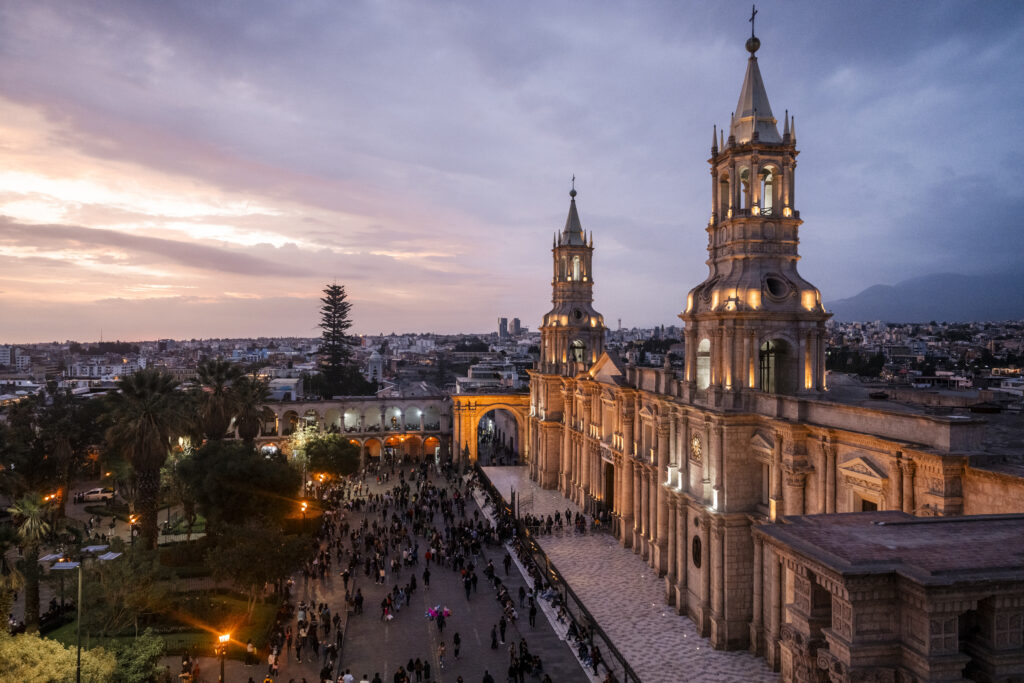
437 641 446 671
490 625 499 649
528 602 537 627
499 616 507 644
453 632 461 659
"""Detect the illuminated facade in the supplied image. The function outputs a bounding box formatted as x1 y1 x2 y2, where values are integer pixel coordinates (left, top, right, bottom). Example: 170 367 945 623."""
524 27 1024 680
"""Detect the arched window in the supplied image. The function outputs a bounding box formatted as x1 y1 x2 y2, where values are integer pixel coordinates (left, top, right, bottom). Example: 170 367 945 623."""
696 338 711 390
570 340 585 363
719 174 730 217
739 167 750 210
760 168 774 215
572 256 581 281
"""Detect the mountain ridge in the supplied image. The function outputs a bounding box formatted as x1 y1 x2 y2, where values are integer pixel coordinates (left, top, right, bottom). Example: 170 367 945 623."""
826 272 1024 322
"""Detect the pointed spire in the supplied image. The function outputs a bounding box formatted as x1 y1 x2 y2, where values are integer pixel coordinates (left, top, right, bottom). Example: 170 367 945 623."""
588 231 593 248
560 179 585 246
730 23 781 144
791 115 796 145
720 128 725 150
711 124 718 154
783 108 790 139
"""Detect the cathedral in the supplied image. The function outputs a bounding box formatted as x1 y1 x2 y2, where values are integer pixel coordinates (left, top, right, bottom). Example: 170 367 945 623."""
523 25 1024 683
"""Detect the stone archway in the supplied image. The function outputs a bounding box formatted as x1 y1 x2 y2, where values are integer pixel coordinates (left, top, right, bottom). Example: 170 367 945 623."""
450 394 530 467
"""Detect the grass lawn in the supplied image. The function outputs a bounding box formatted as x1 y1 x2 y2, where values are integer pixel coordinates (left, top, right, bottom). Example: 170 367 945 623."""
47 593 280 658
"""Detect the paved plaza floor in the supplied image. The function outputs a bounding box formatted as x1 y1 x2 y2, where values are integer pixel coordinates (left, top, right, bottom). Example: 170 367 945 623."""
482 467 778 683
158 467 591 682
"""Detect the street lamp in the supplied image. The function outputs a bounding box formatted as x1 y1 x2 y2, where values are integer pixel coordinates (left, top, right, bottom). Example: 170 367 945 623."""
301 501 308 533
48 546 122 683
128 514 138 547
218 632 230 682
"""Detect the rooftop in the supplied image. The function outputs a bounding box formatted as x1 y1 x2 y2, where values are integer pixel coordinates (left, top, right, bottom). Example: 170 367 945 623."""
757 512 1024 586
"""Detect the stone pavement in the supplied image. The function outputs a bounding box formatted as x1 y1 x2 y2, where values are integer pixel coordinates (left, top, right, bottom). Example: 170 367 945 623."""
483 467 778 683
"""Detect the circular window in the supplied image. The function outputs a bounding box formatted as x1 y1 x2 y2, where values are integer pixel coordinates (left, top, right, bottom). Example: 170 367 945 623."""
692 537 702 568
573 309 584 320
765 276 788 298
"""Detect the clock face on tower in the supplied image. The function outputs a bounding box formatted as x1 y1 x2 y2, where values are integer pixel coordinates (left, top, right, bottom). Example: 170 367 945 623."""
690 434 702 462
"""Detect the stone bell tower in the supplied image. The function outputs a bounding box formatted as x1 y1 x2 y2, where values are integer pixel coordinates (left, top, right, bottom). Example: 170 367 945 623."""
680 27 829 407
539 183 606 376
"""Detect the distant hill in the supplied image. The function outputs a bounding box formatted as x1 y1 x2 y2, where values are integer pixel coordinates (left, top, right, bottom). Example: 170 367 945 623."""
826 272 1024 322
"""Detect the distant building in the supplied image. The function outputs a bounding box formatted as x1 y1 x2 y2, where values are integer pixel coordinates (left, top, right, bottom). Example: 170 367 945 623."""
498 317 508 339
512 318 522 336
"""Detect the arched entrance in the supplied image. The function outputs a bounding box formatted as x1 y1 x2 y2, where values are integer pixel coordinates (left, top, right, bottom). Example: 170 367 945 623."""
450 394 530 468
424 436 441 462
476 408 523 466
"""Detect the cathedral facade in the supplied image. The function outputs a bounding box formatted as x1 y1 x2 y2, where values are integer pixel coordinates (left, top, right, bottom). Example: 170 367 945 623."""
524 29 1024 681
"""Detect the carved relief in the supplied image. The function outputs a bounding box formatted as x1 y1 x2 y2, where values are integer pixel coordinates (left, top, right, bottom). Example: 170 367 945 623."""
833 599 853 640
690 433 703 464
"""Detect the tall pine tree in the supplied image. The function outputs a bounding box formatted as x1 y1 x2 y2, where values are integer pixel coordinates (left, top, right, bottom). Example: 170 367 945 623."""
319 283 354 396
317 283 375 397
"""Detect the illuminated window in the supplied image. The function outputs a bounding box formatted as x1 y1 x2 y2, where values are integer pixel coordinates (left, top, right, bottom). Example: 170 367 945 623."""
572 256 581 281
570 340 585 363
739 167 750 210
696 338 711 390
760 168 774 215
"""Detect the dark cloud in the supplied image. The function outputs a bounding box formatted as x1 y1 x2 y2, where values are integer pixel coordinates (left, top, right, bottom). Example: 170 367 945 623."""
1 1 1023 338
0 217 297 277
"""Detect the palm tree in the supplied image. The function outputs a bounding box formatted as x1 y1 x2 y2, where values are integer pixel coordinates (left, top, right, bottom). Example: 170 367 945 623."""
196 359 243 441
232 375 272 446
105 369 187 551
7 493 51 632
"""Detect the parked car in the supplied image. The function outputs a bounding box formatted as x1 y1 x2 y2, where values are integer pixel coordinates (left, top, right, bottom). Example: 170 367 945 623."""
81 487 116 503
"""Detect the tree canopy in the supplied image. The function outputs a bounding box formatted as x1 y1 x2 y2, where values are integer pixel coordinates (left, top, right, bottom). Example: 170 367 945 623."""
176 441 301 532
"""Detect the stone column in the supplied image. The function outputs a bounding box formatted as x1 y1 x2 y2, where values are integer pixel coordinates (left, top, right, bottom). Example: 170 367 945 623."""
562 391 573 494
711 524 726 646
685 329 696 385
655 422 670 573
666 497 677 602
713 424 725 509
783 468 806 517
767 549 783 671
700 516 712 636
633 466 643 552
817 444 828 514
640 469 650 558
892 455 904 512
825 441 836 514
770 431 783 520
621 458 634 548
676 503 688 614
750 533 764 655
902 459 916 514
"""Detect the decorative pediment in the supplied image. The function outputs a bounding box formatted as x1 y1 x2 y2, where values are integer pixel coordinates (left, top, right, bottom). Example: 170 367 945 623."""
750 431 774 453
589 351 625 386
639 404 657 422
838 456 888 484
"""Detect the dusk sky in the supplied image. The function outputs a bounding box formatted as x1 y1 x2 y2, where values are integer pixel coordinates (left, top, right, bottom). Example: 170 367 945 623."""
1 1 1023 344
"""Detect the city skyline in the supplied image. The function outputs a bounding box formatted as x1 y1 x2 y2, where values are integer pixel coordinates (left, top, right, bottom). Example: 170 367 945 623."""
2 1 1023 343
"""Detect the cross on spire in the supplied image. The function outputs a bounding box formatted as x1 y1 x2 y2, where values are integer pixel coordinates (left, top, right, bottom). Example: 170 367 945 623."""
749 4 758 38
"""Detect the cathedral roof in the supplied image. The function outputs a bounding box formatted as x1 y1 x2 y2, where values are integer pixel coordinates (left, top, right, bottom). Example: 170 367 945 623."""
559 188 586 246
729 50 782 144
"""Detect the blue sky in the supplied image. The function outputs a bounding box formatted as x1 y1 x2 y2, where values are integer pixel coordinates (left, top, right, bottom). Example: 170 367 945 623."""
1 1 1022 342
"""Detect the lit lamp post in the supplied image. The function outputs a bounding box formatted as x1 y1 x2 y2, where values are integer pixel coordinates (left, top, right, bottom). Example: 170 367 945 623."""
301 501 308 533
128 514 138 547
218 632 230 682
48 546 122 683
